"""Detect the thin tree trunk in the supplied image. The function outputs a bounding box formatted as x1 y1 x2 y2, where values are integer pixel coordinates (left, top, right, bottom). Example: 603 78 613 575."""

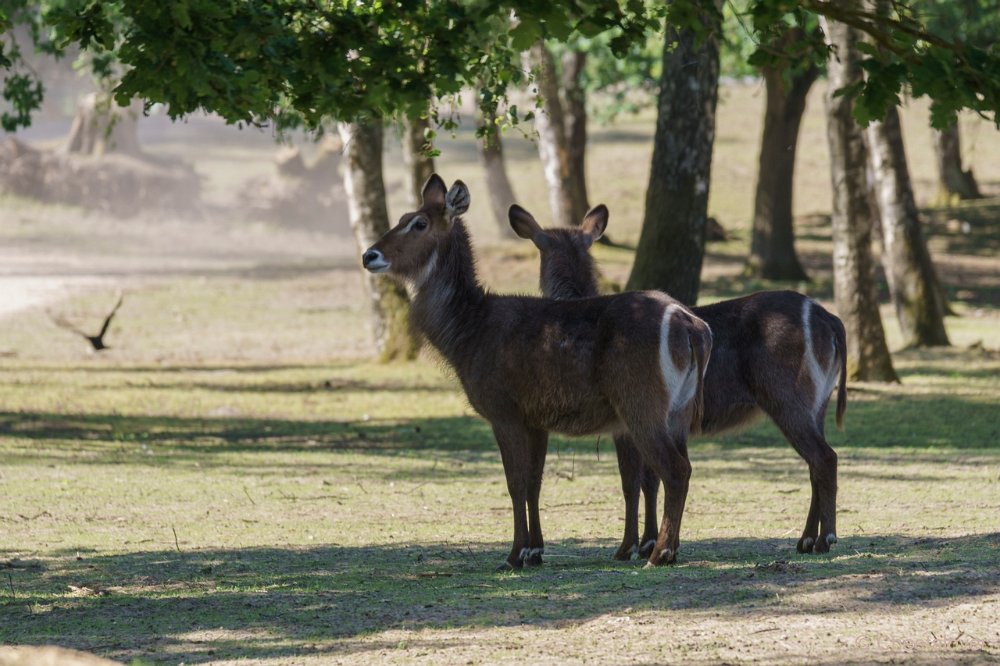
747 31 817 281
63 93 143 157
625 3 721 306
477 107 518 234
867 108 950 348
401 115 436 210
932 121 981 204
338 120 420 361
561 50 590 224
528 43 576 228
821 14 898 382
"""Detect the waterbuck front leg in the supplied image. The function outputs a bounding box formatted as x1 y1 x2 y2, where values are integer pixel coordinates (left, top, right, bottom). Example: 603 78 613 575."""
492 421 535 571
525 428 548 566
613 433 643 561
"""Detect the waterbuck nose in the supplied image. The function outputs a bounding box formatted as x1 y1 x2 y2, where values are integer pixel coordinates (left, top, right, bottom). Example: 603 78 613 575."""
362 249 382 268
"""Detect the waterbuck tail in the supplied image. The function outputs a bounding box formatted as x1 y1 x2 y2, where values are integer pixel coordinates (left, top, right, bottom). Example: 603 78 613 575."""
832 313 848 430
689 321 712 436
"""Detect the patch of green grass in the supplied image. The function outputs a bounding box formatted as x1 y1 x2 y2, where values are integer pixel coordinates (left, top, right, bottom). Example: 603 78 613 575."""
2 333 999 663
3 82 1000 664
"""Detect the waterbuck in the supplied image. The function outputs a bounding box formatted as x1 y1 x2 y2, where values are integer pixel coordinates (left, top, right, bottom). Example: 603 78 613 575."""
510 204 847 556
362 174 711 569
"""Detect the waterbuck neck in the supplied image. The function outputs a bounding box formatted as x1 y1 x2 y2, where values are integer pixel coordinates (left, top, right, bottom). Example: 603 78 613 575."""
409 219 486 362
540 231 599 299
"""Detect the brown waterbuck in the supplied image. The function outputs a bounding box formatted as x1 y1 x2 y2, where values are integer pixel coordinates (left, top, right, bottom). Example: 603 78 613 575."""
510 204 847 557
362 174 711 570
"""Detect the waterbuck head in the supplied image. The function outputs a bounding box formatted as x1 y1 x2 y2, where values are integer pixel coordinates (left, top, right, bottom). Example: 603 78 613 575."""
362 174 470 283
508 203 608 299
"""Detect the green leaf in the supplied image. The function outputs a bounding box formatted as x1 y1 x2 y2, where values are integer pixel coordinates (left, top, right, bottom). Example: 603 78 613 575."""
510 20 539 52
171 2 192 30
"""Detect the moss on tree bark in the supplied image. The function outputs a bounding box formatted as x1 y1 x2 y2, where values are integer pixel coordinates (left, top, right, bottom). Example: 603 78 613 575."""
339 120 420 362
822 13 898 382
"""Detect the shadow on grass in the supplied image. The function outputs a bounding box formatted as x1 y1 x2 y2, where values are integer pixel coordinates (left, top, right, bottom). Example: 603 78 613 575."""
0 362 455 394
0 410 500 478
925 200 1000 259
0 385 996 477
2 533 997 662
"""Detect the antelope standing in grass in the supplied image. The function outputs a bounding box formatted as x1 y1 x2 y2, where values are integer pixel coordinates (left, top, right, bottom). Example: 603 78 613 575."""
510 204 846 557
362 175 711 569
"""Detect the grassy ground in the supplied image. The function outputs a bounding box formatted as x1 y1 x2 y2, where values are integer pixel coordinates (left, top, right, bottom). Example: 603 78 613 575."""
2 83 1000 664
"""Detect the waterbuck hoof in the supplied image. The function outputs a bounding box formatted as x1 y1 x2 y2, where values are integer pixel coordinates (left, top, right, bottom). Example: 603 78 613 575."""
525 547 544 566
813 533 837 554
647 547 675 567
638 539 657 559
797 536 815 554
495 560 519 573
613 544 638 561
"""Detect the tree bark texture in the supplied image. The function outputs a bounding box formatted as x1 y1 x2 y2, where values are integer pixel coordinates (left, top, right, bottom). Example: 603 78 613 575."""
866 108 950 347
625 5 721 306
932 121 981 203
561 50 590 223
747 31 817 281
477 107 519 233
529 43 577 228
338 120 420 361
821 15 898 382
401 115 436 210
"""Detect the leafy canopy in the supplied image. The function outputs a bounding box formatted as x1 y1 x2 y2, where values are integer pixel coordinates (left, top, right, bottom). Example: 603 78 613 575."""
2 0 1000 132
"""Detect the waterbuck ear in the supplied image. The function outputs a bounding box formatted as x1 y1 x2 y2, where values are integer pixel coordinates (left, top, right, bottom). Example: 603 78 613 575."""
508 205 537 239
580 204 609 246
421 173 448 209
508 204 551 250
446 180 470 218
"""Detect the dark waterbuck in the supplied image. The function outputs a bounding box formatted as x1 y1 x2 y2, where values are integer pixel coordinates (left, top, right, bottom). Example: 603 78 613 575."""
510 204 847 557
362 175 712 569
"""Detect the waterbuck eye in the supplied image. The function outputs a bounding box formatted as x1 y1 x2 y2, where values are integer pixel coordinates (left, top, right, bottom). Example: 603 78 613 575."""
413 218 428 231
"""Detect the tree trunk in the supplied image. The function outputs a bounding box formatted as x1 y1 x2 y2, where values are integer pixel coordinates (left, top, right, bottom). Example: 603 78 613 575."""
561 50 590 223
528 43 576 228
821 14 898 382
401 115 436 210
747 32 817 281
477 107 518 234
932 121 981 204
63 93 143 157
338 120 420 361
866 108 950 347
625 4 721 306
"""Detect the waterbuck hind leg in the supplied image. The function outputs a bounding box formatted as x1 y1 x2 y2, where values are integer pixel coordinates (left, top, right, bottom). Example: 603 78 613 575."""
613 433 643 561
636 432 692 568
525 428 549 566
775 419 839 555
638 464 660 559
797 469 822 553
492 423 534 571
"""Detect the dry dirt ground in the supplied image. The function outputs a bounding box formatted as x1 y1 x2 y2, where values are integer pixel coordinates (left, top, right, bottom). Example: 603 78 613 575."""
2 85 999 665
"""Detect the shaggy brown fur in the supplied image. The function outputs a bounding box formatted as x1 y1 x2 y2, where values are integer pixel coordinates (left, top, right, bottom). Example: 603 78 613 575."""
513 207 846 557
363 175 712 569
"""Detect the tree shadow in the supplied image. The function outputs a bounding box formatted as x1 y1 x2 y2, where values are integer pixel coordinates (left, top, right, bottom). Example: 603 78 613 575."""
924 200 1000 259
3 533 997 663
0 409 500 479
1 381 996 483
